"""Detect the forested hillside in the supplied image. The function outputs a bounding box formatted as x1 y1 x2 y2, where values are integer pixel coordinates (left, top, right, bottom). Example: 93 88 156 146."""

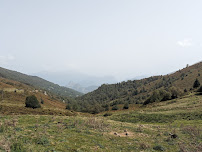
0 67 82 98
71 62 202 113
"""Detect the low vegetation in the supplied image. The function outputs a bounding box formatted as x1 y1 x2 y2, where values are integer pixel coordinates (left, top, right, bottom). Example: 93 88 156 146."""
0 93 201 152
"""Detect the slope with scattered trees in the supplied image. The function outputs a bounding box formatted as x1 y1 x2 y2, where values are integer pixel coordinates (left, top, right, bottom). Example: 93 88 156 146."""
70 61 202 113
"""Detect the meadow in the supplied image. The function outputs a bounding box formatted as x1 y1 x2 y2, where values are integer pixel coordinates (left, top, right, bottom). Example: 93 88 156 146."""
0 93 201 152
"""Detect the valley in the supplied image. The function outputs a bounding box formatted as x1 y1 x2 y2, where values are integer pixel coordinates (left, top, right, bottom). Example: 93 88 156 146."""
1 1 202 151
0 63 202 151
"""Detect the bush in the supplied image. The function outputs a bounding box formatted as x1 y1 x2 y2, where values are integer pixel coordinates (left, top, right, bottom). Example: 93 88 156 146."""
0 126 4 133
161 90 172 101
102 104 109 111
11 143 26 152
112 105 119 110
153 145 165 151
41 98 44 104
193 78 200 88
123 102 129 109
144 90 161 105
25 95 41 109
66 104 71 110
198 86 202 94
169 87 182 99
36 136 49 145
103 113 112 117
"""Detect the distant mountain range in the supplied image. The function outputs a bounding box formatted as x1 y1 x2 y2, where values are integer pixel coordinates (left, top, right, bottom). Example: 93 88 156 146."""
0 67 82 98
34 71 117 93
66 81 98 94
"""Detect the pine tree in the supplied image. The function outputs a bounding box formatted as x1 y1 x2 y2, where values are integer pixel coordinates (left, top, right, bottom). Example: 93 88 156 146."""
193 79 200 88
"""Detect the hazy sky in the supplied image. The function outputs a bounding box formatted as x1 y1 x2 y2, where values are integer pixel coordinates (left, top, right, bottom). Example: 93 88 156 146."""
1 0 202 81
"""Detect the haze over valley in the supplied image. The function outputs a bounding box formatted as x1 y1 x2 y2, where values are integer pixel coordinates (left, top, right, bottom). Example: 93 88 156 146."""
0 0 202 151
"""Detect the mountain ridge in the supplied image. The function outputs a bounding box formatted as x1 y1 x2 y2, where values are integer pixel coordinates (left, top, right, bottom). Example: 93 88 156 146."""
0 67 82 98
72 61 202 113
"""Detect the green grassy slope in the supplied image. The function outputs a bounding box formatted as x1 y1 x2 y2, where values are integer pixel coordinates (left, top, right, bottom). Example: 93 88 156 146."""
0 67 82 98
0 77 76 115
0 93 201 152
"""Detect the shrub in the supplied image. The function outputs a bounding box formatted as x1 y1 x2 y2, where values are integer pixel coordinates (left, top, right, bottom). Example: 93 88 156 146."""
169 87 182 99
198 86 202 94
144 89 171 105
112 105 118 110
11 143 26 152
91 106 102 114
139 143 150 150
193 78 200 88
66 104 71 110
123 102 129 109
41 98 44 104
25 95 41 109
0 126 4 133
161 90 172 101
72 104 79 111
105 105 109 111
102 104 109 111
153 145 165 151
103 113 112 117
36 136 49 145
144 90 161 105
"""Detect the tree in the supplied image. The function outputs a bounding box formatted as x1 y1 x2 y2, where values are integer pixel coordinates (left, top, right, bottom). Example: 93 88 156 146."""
25 95 41 109
169 87 182 99
123 102 129 109
161 91 172 101
102 104 109 111
91 104 104 114
144 88 177 105
193 79 200 88
133 90 138 96
72 104 79 111
104 104 109 111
